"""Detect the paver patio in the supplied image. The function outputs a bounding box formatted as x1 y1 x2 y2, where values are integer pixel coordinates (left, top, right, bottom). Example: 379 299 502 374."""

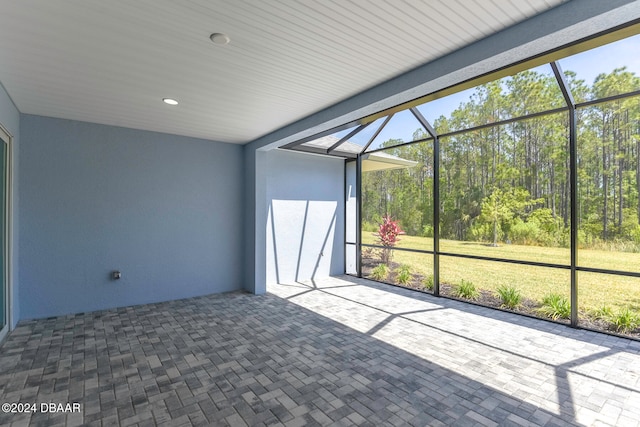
1 275 639 426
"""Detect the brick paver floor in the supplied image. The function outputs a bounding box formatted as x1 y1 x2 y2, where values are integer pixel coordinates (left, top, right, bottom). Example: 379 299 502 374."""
1 275 639 426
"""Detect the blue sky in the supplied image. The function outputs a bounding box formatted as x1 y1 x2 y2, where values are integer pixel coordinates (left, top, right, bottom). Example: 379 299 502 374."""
356 34 640 150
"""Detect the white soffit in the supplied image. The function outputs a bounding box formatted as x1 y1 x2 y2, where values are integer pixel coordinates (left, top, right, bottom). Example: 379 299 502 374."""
362 152 418 172
0 0 566 144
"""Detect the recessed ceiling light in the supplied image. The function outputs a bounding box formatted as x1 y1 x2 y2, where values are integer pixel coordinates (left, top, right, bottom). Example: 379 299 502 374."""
163 98 178 105
210 33 230 45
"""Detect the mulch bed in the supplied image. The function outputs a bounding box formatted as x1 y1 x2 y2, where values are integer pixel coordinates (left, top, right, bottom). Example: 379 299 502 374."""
361 255 639 340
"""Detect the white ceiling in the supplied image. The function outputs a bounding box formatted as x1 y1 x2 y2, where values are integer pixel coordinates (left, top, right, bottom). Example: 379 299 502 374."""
0 0 566 144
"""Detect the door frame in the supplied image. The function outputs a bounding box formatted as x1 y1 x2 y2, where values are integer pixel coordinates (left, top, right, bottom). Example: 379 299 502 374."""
0 123 13 343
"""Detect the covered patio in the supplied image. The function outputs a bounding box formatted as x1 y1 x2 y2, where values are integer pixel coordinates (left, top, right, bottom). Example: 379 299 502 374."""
2 2 640 426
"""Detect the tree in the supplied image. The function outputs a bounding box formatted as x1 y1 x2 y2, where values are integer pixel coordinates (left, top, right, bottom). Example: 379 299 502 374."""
480 188 514 246
360 65 640 250
480 187 541 246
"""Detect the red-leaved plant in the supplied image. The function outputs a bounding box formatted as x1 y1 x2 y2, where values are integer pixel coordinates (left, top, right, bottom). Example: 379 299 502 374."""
374 215 404 264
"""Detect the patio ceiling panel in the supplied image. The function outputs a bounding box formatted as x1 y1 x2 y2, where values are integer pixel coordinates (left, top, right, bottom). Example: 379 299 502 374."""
0 0 566 143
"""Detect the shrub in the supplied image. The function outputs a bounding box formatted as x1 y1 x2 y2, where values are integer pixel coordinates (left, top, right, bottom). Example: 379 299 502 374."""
423 275 434 291
370 264 388 281
453 280 479 300
538 293 570 320
611 308 640 333
362 220 379 233
421 225 434 237
361 247 375 258
469 222 494 243
553 227 571 248
591 305 613 321
396 265 412 285
374 215 404 264
630 224 640 244
496 286 521 309
509 219 541 246
607 239 640 253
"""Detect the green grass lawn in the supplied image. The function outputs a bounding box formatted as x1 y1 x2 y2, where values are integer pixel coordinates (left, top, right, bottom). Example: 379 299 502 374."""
362 233 640 314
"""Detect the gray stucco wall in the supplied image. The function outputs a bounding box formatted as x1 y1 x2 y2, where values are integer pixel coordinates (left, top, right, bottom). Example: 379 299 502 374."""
264 150 344 286
19 115 243 319
242 146 256 294
0 83 20 326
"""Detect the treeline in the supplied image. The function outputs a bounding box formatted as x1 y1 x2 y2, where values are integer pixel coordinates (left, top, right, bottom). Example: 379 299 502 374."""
362 67 640 249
